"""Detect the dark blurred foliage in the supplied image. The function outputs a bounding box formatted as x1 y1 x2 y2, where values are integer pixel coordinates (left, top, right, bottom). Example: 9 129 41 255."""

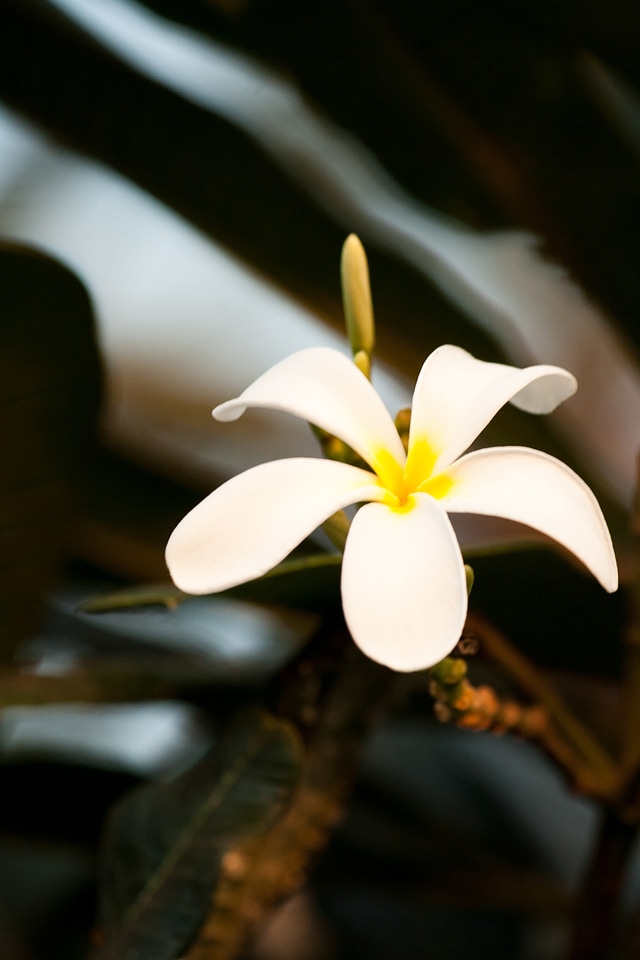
0 1 639 958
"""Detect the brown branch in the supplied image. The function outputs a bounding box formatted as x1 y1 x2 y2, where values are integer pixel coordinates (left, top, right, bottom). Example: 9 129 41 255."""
465 612 620 797
184 644 397 960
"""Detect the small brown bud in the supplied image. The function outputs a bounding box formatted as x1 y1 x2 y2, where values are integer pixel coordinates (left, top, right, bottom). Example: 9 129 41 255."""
457 711 491 731
451 680 474 711
456 634 480 656
497 701 522 730
519 705 546 737
433 701 453 723
473 685 500 717
223 849 250 881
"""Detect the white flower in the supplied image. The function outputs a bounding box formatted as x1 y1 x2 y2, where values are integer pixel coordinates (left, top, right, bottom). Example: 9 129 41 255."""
166 345 618 672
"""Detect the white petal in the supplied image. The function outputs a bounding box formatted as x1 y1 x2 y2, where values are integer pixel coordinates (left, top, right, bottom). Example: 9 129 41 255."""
213 347 406 474
443 447 618 592
166 458 385 594
341 496 468 672
408 344 577 474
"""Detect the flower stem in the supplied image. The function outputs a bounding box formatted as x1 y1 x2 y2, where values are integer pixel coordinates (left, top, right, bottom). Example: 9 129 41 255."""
184 643 397 960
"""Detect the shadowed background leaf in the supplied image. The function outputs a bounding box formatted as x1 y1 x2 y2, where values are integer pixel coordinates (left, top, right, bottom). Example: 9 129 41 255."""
1 0 636 516
56 0 640 343
0 0 630 675
0 242 101 662
92 709 301 960
80 554 343 616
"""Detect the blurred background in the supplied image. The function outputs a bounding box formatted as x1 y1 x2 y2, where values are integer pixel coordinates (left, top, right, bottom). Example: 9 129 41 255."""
0 1 639 957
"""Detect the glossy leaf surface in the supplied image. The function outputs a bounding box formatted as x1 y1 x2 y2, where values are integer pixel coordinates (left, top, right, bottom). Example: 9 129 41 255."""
93 710 301 960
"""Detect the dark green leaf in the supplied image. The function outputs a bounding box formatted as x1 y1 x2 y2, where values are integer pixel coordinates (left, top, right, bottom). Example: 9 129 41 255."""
93 709 301 960
80 553 342 615
79 584 188 614
228 552 342 610
0 243 101 660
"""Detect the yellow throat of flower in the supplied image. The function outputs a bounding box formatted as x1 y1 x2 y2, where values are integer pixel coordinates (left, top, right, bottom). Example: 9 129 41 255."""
374 438 453 510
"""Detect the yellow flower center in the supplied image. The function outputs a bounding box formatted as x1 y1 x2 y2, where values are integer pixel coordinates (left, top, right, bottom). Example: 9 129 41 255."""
373 437 453 511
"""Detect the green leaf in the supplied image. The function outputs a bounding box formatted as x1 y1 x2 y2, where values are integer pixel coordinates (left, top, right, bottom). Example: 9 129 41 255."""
0 243 101 661
228 552 341 609
81 553 342 615
93 710 301 960
79 584 187 614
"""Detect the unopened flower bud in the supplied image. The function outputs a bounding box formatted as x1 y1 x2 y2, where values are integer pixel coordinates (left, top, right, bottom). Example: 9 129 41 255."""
450 680 474 711
430 656 468 686
473 685 500 716
433 701 453 723
341 234 375 370
497 701 522 730
457 711 491 731
353 349 371 379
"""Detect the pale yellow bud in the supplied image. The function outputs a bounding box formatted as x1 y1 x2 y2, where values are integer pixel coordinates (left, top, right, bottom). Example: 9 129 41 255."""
353 349 371 379
341 234 375 368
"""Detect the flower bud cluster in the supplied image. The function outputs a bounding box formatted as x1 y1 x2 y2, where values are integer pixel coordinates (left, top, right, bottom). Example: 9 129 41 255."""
428 657 545 736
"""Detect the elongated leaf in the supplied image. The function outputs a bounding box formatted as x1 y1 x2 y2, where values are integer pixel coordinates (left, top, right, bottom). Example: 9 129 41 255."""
0 243 101 660
121 0 640 350
79 583 187 614
0 0 499 374
229 553 342 610
93 710 301 960
2 0 630 520
81 553 342 615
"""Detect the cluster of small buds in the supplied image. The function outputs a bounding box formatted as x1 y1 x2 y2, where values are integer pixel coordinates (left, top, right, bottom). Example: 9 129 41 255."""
428 656 546 737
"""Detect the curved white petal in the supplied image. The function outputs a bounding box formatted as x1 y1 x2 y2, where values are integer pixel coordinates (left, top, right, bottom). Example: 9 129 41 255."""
341 495 468 672
442 447 618 592
166 457 385 594
213 347 406 474
408 344 577 474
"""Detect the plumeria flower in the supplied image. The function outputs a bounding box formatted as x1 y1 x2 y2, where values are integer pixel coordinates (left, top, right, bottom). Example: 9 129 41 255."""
166 345 618 672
